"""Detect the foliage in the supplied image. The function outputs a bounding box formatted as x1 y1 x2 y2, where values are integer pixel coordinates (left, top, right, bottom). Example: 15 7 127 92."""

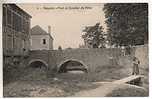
82 23 106 48
103 3 148 46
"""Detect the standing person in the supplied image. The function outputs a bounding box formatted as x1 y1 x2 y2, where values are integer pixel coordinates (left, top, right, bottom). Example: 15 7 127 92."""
132 57 140 75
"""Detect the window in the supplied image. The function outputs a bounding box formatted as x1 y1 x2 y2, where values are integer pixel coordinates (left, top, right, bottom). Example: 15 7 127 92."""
22 39 25 48
22 39 26 51
3 6 6 26
30 39 32 46
7 9 11 26
42 39 46 45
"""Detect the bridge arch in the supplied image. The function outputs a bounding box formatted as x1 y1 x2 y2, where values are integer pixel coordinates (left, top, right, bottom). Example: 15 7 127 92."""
28 59 48 68
57 59 88 73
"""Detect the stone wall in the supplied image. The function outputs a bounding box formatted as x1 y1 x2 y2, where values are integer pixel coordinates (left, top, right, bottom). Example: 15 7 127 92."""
32 48 124 72
27 45 148 73
134 44 148 69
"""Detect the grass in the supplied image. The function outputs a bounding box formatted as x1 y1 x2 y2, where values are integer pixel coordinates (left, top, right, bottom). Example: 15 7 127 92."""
3 64 149 97
106 84 148 97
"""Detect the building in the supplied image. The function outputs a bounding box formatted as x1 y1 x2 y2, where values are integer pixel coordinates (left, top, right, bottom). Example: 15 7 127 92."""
30 25 53 50
3 4 32 66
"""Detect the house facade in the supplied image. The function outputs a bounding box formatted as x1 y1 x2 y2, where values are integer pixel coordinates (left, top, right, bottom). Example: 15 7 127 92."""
30 25 53 50
3 4 32 66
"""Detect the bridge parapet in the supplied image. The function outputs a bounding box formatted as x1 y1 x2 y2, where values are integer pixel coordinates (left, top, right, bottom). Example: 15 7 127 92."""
26 48 126 72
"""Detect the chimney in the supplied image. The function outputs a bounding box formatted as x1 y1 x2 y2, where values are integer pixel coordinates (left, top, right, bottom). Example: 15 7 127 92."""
48 25 51 34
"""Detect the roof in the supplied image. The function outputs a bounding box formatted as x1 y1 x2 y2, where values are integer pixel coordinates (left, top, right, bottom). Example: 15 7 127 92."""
6 4 32 18
30 25 53 39
15 4 32 18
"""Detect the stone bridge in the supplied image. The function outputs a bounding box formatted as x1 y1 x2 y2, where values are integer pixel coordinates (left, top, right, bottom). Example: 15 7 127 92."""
24 48 125 73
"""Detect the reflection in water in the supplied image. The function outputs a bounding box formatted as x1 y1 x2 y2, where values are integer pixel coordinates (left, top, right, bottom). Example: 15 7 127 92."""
58 60 87 73
67 70 85 74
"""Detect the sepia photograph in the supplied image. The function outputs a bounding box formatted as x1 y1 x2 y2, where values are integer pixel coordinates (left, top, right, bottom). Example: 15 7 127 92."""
2 2 149 97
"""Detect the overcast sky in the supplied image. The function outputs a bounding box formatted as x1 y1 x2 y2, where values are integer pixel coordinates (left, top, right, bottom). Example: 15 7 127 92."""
18 3 107 49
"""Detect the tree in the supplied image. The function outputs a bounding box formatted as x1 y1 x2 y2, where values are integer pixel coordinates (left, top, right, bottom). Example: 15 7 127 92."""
103 3 148 47
82 23 106 48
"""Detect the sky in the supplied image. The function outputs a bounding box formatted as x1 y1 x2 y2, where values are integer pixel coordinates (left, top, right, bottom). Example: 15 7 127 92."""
18 3 107 49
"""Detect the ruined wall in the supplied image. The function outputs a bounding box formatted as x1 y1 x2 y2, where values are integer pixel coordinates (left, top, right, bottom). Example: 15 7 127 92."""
134 44 148 69
117 44 148 76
